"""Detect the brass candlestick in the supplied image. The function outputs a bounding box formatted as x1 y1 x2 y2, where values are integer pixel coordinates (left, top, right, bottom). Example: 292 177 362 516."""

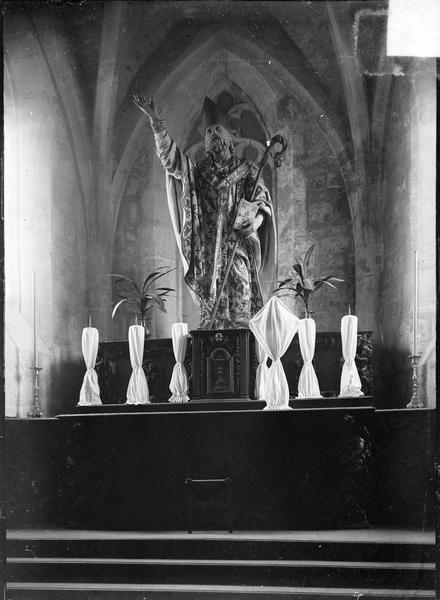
27 366 43 418
406 354 423 408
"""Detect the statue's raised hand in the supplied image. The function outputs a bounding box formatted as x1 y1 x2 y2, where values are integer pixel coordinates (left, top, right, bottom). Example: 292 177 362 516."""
132 93 161 122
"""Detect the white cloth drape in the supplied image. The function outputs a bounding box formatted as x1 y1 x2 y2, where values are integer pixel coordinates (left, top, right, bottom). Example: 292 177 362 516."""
78 327 102 406
126 325 150 404
297 318 322 398
249 296 299 410
254 340 268 401
339 315 363 397
169 322 189 403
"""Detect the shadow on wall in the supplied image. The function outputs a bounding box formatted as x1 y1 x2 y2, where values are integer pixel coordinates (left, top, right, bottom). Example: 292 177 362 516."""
48 358 85 416
373 344 412 409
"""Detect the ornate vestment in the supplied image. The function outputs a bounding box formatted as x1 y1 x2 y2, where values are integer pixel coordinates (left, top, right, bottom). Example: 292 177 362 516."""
154 128 277 328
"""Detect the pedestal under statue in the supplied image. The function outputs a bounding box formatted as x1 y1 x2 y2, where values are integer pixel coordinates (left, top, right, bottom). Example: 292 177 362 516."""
191 328 255 401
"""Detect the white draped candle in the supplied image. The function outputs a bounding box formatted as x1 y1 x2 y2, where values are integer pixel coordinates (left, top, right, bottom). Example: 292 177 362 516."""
339 312 363 397
297 318 322 398
254 340 269 402
126 324 149 404
78 325 102 406
249 296 299 410
169 322 189 403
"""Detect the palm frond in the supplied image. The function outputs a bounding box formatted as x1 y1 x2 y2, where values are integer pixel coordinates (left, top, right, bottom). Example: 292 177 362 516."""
292 263 304 283
112 298 128 319
276 278 292 288
313 275 344 290
108 274 141 295
142 268 175 295
321 280 337 289
146 292 167 313
303 243 315 273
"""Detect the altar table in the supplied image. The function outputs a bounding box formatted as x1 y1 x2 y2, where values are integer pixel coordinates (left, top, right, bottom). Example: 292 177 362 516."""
55 403 375 531
5 407 434 532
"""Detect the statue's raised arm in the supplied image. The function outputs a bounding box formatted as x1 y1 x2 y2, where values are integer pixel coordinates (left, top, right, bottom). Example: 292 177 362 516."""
132 92 188 180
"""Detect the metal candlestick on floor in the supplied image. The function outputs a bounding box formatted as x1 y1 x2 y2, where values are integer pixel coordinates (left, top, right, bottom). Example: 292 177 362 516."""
406 354 423 408
27 366 43 418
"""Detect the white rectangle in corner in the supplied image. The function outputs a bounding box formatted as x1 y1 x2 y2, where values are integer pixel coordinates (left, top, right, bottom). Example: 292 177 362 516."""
387 0 440 57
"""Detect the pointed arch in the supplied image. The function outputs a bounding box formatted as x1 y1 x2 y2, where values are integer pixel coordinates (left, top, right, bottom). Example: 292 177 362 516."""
111 26 356 231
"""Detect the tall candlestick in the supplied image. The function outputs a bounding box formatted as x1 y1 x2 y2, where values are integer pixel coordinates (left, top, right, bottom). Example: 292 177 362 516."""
28 366 42 418
33 271 38 367
413 250 418 355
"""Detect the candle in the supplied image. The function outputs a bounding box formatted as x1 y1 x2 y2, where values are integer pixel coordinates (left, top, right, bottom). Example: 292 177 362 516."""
340 309 362 397
341 308 358 363
33 271 38 367
413 249 418 355
89 315 92 328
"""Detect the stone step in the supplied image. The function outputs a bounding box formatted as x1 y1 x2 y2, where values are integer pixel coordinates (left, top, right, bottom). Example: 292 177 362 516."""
7 537 435 562
7 529 435 563
6 582 437 600
7 557 436 589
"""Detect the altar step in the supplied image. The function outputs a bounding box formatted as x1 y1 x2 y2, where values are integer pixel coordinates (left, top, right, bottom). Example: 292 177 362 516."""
6 529 436 599
6 583 437 599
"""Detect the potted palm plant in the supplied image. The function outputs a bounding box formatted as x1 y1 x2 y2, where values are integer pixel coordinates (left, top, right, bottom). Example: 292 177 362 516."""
275 243 344 318
274 244 343 398
109 267 175 336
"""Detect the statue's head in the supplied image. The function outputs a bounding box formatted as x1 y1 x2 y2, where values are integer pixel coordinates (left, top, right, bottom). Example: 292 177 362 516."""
201 97 234 162
205 123 234 160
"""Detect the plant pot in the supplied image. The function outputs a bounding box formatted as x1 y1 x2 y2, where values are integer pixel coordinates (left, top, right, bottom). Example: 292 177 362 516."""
140 318 151 338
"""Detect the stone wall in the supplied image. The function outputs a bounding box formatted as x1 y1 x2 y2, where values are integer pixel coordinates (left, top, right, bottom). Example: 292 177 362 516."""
378 59 436 408
4 12 88 417
274 94 354 328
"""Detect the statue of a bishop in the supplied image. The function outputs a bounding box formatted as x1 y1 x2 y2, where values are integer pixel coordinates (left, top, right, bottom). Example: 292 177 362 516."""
132 94 277 329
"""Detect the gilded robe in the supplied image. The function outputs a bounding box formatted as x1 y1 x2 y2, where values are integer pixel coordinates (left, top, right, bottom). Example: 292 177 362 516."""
154 128 277 329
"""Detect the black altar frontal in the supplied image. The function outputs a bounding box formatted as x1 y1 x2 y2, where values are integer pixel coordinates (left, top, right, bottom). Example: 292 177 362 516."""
57 402 374 531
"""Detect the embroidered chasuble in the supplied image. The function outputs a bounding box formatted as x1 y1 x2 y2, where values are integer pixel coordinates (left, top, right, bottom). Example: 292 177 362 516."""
154 128 276 329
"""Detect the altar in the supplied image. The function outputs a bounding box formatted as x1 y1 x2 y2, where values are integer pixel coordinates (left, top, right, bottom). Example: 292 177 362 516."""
54 401 374 532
